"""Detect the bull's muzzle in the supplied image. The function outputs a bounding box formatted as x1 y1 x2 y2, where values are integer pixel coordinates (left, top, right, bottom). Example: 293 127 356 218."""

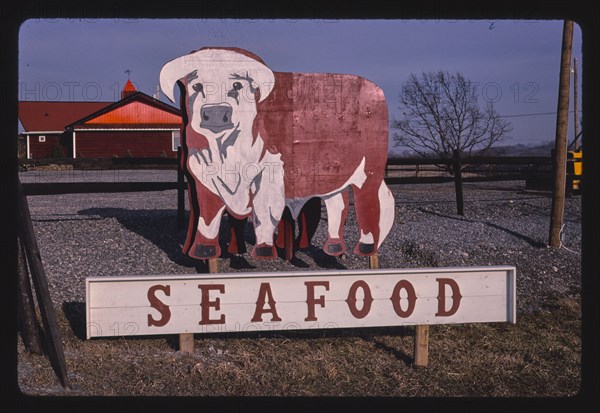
200 103 234 133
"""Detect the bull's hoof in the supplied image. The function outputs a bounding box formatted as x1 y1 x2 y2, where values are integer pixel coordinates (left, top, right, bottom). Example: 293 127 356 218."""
354 242 376 256
323 238 347 256
251 243 276 260
190 243 220 259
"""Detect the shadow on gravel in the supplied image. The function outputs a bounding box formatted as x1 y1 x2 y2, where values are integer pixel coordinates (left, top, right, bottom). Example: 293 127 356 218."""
418 208 546 248
78 207 347 271
78 207 213 273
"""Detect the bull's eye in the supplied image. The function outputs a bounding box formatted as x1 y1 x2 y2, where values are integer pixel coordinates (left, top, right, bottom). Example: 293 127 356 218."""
192 83 204 93
233 82 243 91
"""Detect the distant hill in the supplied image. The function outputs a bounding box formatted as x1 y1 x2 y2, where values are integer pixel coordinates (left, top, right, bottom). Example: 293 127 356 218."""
483 141 556 156
391 141 557 158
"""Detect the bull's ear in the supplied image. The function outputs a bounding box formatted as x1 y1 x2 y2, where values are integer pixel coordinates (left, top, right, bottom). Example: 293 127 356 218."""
248 62 275 103
160 55 195 102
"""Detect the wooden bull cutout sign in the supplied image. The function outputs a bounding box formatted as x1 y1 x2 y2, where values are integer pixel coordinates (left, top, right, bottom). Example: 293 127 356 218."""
160 47 394 260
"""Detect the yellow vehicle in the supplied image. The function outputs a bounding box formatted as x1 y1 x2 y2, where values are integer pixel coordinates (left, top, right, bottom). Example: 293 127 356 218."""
567 149 582 192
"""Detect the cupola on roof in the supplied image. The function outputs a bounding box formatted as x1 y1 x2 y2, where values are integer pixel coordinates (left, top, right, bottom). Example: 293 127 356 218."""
121 79 137 99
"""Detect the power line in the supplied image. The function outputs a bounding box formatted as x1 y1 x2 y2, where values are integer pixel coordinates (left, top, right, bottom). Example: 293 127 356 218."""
500 110 582 119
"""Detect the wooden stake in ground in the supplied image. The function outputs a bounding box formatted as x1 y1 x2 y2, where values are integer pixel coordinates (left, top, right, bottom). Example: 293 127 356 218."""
179 257 219 353
414 325 429 367
549 20 574 247
369 253 379 270
16 236 43 355
368 252 429 366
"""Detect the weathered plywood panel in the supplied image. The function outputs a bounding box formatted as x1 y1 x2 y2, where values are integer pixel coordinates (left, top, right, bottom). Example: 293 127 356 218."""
159 47 395 260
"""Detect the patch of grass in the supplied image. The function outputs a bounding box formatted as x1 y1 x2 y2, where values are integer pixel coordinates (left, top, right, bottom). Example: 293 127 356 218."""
18 295 580 397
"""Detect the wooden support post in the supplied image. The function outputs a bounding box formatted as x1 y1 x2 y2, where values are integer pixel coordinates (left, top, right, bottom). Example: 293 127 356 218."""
549 20 574 247
283 219 295 261
573 57 579 150
178 258 218 354
17 236 43 355
208 257 219 273
17 178 71 389
275 207 295 261
178 333 195 354
176 146 185 230
369 253 379 270
414 325 429 367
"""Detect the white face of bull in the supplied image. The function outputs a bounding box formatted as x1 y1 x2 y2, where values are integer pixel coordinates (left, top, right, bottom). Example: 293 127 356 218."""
160 48 286 251
159 48 275 138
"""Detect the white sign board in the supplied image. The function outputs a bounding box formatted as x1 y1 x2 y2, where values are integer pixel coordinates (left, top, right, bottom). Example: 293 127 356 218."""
86 266 516 339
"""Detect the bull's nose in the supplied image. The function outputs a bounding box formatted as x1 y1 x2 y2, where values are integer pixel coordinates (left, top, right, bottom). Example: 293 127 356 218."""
200 104 234 133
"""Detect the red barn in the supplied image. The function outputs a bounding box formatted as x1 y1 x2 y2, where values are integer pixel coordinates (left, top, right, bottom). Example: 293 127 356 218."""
18 80 182 159
18 100 110 159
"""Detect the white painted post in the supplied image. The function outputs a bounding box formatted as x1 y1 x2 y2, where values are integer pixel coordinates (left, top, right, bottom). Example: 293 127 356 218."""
72 131 77 159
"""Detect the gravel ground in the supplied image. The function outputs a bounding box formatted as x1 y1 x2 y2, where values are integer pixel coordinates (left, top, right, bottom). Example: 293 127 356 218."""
16 171 582 398
21 171 581 315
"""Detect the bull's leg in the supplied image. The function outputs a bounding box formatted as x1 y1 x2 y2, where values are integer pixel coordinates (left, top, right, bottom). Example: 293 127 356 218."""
296 197 321 249
250 170 285 260
274 207 295 261
351 178 395 256
227 214 247 255
322 190 349 256
187 181 226 260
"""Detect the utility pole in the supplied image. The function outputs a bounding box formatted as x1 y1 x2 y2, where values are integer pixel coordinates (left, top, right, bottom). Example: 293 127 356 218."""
549 20 574 248
573 57 580 149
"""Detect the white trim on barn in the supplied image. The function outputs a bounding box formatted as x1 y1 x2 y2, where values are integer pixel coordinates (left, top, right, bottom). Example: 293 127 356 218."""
73 128 180 132
26 134 30 159
73 131 77 159
22 130 64 134
172 130 181 152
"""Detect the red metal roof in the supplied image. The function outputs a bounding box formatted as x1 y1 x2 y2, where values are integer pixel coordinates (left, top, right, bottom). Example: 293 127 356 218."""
69 92 181 129
83 100 181 126
20 92 181 133
19 101 112 132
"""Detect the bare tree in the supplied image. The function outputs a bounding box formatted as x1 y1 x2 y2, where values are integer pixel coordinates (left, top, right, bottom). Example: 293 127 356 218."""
392 71 512 158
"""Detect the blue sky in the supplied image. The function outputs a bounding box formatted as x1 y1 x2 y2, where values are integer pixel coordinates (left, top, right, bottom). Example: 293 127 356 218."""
18 19 583 155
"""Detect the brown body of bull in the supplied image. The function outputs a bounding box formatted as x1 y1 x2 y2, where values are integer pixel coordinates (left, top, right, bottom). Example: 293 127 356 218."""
166 47 392 261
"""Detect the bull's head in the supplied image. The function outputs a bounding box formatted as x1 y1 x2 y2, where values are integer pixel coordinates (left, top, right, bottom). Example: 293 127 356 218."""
160 47 275 136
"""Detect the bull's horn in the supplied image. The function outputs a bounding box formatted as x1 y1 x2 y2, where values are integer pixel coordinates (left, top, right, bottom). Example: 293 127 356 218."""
159 55 193 103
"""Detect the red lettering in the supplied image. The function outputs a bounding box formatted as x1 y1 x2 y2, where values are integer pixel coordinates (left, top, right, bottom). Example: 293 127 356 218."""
345 280 373 319
390 280 417 318
198 284 226 325
147 285 171 327
436 278 462 316
305 281 329 321
251 283 282 322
